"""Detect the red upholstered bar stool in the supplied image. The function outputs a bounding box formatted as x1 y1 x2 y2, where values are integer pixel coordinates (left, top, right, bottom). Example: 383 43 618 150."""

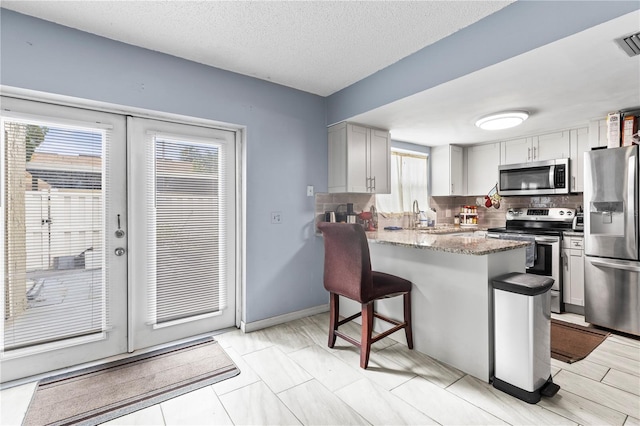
317 222 414 369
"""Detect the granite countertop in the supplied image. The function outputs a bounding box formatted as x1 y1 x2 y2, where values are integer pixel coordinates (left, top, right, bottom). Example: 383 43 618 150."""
366 229 530 256
409 225 488 234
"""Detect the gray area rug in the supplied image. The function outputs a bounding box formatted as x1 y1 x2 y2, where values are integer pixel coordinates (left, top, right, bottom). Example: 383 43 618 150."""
23 337 239 425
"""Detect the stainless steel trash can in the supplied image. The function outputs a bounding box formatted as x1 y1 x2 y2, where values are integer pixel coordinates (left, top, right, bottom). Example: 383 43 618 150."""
492 272 559 404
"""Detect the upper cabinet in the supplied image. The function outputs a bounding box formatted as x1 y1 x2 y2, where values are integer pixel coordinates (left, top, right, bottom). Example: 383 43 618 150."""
466 143 500 196
569 127 589 193
501 131 570 165
431 145 464 196
328 122 390 194
588 119 609 149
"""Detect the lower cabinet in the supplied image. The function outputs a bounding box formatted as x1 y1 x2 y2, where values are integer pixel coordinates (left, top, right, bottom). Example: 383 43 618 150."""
562 236 585 311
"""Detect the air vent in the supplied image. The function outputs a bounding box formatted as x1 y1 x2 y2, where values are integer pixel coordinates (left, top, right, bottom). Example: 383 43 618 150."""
616 32 640 57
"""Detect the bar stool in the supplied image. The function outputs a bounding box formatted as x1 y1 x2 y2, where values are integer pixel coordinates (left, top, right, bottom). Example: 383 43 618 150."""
317 222 413 368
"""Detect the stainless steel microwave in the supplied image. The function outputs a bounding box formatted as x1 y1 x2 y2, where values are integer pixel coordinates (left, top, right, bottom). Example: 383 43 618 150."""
498 158 570 196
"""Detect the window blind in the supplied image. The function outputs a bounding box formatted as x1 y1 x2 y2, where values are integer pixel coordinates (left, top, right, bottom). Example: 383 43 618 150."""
146 134 228 325
2 118 109 351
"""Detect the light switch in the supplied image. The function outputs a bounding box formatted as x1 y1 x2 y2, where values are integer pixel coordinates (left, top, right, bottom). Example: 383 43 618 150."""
271 211 282 224
307 185 314 197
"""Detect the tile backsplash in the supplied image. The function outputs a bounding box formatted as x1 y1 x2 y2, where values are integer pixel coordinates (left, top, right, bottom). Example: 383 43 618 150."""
314 193 375 224
431 194 584 228
315 193 584 230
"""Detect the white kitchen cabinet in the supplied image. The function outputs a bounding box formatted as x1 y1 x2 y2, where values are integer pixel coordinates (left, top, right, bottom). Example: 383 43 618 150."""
588 119 609 148
501 137 532 165
562 236 585 308
328 122 390 194
431 144 464 196
501 131 570 164
466 143 500 196
569 127 589 192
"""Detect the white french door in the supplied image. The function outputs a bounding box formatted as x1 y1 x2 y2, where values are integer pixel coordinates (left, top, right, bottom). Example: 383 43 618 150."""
127 117 237 351
1 98 238 383
0 97 128 382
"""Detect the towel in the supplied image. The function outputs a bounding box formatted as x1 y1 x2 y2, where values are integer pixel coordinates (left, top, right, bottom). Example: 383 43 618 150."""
496 234 537 268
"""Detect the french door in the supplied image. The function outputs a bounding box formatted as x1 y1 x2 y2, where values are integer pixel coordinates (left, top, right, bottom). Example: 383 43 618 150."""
127 117 237 350
1 97 238 383
1 97 128 382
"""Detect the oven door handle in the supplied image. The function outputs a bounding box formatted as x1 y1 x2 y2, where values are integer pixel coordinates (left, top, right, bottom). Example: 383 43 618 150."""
589 258 640 272
534 237 558 243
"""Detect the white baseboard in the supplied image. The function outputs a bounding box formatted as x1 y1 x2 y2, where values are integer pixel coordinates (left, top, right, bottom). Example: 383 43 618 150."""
240 304 329 333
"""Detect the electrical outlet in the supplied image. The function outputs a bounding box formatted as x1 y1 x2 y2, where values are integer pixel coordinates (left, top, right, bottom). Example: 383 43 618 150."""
271 211 282 224
306 185 314 197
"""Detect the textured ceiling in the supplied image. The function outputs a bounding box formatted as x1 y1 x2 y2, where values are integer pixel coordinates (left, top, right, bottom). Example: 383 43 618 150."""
0 0 513 96
2 1 638 146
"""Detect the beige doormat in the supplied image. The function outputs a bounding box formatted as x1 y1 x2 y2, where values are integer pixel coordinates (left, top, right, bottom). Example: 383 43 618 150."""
23 337 239 425
551 319 610 364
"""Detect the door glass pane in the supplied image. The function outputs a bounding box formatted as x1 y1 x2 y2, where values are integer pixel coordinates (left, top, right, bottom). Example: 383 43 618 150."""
2 120 107 350
150 136 227 324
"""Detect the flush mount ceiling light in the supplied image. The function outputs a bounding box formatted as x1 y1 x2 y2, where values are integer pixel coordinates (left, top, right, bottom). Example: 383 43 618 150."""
475 111 529 130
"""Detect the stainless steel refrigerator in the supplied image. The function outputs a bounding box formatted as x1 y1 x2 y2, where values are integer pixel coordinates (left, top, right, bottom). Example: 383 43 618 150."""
584 145 640 336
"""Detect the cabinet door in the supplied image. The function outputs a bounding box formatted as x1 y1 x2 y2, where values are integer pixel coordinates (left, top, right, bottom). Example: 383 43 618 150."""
570 127 589 192
432 145 464 196
501 137 531 164
450 145 464 195
536 131 570 161
589 119 608 148
346 124 369 193
369 129 390 194
466 143 500 196
430 145 449 196
562 248 572 304
328 123 347 193
568 248 585 306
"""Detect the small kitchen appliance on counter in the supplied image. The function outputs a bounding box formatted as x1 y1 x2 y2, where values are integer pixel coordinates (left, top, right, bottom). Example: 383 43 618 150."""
487 207 576 313
572 211 584 231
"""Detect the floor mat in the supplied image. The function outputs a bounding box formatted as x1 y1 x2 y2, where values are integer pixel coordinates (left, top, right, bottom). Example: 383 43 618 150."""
23 337 239 425
551 319 609 364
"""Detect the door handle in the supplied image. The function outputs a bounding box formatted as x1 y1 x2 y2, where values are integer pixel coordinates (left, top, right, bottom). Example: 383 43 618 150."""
590 258 640 272
115 247 126 256
535 237 559 243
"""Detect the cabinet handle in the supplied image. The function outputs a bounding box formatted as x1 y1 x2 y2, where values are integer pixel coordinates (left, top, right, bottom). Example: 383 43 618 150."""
572 176 576 190
528 147 531 161
451 183 454 194
372 176 376 192
533 146 537 160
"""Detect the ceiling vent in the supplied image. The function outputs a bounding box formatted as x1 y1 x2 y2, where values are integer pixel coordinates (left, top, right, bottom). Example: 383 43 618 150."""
616 32 640 57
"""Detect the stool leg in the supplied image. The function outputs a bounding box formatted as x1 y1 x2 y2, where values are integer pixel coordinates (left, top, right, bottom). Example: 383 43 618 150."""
360 302 374 368
328 293 339 348
404 292 414 349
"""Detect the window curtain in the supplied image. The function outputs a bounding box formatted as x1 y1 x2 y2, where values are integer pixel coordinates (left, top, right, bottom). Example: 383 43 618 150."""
376 151 428 214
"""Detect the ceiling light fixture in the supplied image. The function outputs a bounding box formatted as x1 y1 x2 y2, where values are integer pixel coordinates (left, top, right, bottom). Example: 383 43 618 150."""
475 111 529 130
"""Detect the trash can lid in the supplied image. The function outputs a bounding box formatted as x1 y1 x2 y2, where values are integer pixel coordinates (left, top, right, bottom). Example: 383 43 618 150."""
492 272 554 296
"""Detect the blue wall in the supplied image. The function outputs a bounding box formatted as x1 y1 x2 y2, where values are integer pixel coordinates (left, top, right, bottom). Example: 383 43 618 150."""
0 9 328 324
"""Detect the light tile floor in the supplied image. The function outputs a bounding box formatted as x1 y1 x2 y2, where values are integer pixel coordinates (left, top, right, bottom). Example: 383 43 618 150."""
1 312 639 425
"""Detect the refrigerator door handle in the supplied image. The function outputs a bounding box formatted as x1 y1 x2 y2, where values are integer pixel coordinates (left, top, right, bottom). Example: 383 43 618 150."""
589 257 640 272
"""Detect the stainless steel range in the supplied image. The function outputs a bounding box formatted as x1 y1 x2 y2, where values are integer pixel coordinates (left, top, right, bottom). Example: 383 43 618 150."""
487 207 575 313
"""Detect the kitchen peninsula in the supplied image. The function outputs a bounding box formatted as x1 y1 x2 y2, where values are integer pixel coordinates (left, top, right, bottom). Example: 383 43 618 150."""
347 230 530 382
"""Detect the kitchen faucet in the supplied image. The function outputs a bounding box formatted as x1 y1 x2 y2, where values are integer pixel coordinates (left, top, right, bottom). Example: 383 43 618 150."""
412 200 420 229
